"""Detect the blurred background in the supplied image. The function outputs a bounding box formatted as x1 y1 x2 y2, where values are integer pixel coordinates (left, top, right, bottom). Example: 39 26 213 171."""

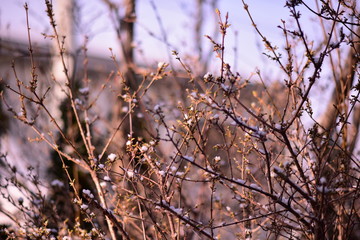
0 0 315 76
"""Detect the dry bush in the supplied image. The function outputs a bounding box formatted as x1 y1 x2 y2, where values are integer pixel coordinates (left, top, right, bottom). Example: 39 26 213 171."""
0 1 359 239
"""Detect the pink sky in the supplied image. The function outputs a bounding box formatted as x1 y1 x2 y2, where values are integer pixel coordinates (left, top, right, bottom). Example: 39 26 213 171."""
0 0 317 76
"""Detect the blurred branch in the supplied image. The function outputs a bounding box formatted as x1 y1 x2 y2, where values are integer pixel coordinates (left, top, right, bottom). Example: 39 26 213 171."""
317 26 360 133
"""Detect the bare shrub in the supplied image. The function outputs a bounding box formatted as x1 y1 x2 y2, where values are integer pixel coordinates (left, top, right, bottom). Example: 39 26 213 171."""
0 1 359 239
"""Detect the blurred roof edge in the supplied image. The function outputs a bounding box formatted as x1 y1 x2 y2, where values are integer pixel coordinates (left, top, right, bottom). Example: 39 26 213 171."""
0 37 121 74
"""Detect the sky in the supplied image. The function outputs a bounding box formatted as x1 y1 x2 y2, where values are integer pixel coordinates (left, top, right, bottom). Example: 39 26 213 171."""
0 0 314 77
2 0 333 119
